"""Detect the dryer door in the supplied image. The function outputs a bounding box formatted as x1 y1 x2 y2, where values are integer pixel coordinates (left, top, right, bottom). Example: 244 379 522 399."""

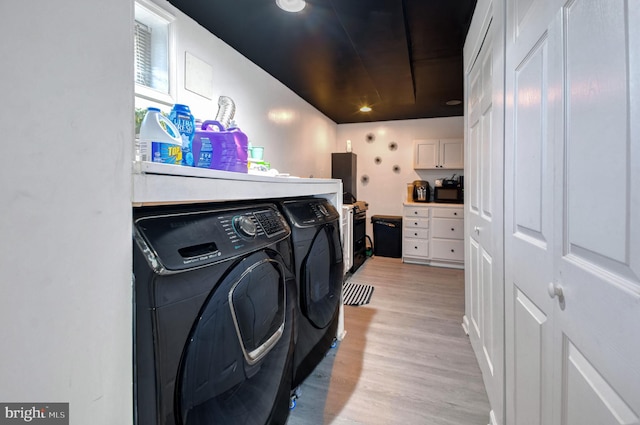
176 251 294 425
300 223 343 329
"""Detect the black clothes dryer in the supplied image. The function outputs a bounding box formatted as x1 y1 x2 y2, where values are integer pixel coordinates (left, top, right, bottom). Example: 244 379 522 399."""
133 203 296 425
279 198 343 389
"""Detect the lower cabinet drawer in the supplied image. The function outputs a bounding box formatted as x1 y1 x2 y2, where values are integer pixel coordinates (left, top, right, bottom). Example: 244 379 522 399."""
431 239 464 261
403 239 429 258
404 217 429 229
404 228 429 239
431 218 464 239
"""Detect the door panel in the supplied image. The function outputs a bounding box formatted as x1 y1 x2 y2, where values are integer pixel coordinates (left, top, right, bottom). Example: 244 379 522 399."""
505 0 557 424
468 114 481 213
464 8 505 422
514 38 546 242
506 0 640 423
481 250 495 372
564 0 632 265
564 340 639 425
553 0 640 423
513 288 548 425
469 237 481 338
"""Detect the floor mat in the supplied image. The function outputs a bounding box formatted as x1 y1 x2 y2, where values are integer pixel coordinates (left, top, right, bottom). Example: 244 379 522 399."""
342 282 374 306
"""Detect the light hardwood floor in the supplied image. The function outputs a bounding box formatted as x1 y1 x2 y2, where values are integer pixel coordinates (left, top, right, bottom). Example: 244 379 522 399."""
286 256 490 425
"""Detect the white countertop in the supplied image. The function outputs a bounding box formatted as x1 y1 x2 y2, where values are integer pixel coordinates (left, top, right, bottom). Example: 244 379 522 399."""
132 161 342 206
403 201 464 207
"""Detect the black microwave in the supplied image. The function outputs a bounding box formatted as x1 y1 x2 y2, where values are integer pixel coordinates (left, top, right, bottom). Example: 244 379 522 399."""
434 186 463 203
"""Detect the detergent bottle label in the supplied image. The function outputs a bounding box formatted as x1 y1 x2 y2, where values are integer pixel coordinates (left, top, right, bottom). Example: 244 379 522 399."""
195 137 213 168
169 104 196 166
140 141 183 164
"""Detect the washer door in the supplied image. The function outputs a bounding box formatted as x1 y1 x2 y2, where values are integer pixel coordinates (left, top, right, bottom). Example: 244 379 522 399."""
176 251 294 425
300 223 343 329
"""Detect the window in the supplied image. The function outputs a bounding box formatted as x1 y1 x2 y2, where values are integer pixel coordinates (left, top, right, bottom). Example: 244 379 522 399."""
134 0 174 104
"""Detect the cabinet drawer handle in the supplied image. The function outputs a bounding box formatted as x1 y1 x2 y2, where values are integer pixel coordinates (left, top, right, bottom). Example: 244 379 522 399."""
414 211 418 215
414 232 418 236
414 246 418 250
454 212 458 216
451 249 455 253
451 228 455 231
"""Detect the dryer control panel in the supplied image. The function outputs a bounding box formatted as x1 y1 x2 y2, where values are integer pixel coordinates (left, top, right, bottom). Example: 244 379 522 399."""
280 198 340 227
134 204 290 272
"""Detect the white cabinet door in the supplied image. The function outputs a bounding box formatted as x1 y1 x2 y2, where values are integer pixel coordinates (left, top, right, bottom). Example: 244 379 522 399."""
413 140 438 169
413 139 464 169
504 0 640 424
464 3 505 423
440 139 464 169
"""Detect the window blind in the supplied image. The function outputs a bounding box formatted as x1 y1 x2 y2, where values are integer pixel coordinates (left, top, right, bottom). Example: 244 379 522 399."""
134 20 152 87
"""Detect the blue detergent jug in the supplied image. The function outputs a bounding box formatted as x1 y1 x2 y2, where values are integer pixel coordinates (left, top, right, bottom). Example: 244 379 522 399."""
169 104 195 166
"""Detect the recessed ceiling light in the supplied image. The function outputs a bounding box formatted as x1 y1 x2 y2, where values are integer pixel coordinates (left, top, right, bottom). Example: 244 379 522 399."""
445 99 462 106
359 106 372 112
276 0 306 12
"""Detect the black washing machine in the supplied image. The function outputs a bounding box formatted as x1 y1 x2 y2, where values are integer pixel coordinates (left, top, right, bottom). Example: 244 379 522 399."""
133 203 296 425
279 198 343 389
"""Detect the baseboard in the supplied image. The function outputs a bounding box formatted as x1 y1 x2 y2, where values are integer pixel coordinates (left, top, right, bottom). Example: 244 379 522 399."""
462 315 470 335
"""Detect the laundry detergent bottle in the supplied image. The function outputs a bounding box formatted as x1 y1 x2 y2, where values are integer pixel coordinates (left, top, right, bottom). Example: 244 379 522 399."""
169 104 195 166
138 107 183 164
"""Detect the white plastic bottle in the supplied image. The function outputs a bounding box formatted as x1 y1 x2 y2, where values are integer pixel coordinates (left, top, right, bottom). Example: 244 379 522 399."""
138 107 183 164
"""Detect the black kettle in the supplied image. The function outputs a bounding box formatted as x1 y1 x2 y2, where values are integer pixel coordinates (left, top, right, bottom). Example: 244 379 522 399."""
412 180 431 202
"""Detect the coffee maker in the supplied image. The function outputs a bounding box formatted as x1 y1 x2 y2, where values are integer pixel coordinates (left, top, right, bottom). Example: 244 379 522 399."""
412 180 431 202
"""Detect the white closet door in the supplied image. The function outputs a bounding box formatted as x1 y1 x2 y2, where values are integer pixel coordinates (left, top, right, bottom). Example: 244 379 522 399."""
550 0 640 422
505 0 640 423
504 0 558 423
464 2 505 422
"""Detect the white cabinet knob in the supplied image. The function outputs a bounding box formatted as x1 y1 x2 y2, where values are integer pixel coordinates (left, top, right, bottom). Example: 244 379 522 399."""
547 282 564 299
474 226 481 234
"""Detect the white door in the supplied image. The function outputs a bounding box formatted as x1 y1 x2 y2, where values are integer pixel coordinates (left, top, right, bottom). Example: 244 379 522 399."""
503 0 558 423
505 0 640 423
464 3 505 423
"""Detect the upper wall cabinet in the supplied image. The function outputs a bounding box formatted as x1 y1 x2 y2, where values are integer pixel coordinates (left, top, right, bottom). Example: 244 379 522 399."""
413 139 464 169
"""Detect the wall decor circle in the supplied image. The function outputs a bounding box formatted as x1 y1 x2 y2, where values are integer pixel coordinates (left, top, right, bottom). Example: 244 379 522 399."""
365 133 375 143
360 174 370 184
388 141 398 151
374 156 382 165
392 165 401 173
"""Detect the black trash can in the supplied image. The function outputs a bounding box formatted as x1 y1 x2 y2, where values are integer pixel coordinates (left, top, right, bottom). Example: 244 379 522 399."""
371 215 403 258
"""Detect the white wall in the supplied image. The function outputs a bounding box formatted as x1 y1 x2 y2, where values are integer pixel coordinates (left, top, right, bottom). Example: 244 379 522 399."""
0 0 134 423
0 0 338 423
336 117 464 236
142 0 338 178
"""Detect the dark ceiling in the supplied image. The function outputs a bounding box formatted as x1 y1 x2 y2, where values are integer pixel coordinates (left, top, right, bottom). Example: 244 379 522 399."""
168 0 477 124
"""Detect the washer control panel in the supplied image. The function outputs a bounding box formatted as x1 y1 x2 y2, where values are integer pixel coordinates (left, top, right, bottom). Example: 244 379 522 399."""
134 204 290 272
